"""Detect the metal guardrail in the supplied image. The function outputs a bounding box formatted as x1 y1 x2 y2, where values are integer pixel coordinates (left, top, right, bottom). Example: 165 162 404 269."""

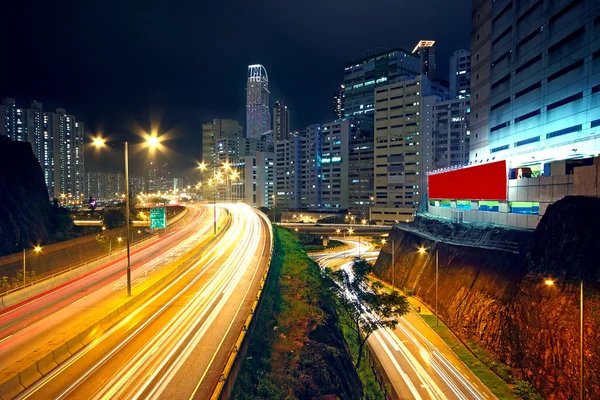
0 207 190 298
208 208 275 400
0 234 158 298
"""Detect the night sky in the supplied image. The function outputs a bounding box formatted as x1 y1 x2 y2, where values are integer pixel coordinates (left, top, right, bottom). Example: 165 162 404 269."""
2 0 470 177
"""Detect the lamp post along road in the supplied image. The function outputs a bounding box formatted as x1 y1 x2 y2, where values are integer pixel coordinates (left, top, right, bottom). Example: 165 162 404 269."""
580 279 584 400
436 248 439 327
22 249 26 287
93 134 160 297
125 141 131 297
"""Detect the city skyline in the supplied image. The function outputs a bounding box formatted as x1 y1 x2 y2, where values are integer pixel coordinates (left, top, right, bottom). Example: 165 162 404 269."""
1 0 471 175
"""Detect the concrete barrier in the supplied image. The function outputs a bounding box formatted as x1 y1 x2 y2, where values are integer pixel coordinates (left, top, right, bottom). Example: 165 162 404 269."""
18 364 41 389
0 234 160 310
0 211 230 400
0 375 23 400
36 353 57 376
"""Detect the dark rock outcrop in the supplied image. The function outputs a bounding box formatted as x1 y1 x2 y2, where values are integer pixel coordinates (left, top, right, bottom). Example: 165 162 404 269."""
374 197 600 399
0 136 52 256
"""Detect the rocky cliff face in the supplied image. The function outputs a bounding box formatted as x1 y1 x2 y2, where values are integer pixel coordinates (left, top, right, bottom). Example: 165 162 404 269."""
374 197 599 399
0 136 52 256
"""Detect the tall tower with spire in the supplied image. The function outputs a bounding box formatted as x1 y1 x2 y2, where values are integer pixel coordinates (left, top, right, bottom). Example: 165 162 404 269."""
246 64 271 140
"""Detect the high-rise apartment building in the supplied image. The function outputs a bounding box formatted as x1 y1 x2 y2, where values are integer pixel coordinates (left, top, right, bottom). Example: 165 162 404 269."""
413 41 437 80
449 48 471 99
275 135 302 209
470 0 600 168
0 98 17 139
0 98 85 199
273 101 290 142
371 75 448 225
342 48 420 118
430 98 471 170
246 64 271 140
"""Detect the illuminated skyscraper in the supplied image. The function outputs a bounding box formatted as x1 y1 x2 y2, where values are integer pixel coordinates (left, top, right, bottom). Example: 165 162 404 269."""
413 40 436 80
246 64 271 140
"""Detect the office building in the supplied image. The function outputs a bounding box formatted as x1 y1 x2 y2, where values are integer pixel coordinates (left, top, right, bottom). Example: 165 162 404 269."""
348 118 374 217
273 101 290 142
371 75 448 225
430 98 471 170
246 64 271 140
413 40 437 80
202 119 244 198
334 85 345 119
213 136 271 201
470 0 600 168
342 48 420 118
234 151 275 207
449 48 471 99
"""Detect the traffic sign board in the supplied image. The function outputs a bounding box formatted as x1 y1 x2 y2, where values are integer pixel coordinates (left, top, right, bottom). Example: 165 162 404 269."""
150 207 167 229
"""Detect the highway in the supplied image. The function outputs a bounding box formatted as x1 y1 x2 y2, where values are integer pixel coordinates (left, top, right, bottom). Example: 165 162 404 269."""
310 239 495 400
12 203 272 400
0 205 220 382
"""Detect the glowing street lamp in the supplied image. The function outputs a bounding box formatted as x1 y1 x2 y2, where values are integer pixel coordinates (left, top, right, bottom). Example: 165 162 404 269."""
544 278 584 399
23 245 43 287
92 134 161 297
418 246 439 326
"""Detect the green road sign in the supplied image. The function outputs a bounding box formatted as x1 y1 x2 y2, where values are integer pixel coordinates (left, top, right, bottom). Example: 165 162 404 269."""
150 207 167 229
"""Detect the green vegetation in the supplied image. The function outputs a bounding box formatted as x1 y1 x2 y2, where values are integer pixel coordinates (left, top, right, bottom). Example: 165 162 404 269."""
419 314 520 400
328 259 410 369
513 380 543 400
0 270 38 292
303 239 344 252
232 227 362 399
338 312 387 399
317 215 346 224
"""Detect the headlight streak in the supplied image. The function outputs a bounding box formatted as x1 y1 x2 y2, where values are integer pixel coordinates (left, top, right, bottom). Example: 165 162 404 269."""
17 205 227 400
90 205 252 400
325 253 488 400
32 203 270 400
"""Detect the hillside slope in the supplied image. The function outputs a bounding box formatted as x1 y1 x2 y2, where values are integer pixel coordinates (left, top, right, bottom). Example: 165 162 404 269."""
374 197 599 399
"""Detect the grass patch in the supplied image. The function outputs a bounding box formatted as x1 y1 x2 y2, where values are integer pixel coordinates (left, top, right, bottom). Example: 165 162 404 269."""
303 239 345 252
232 227 363 399
420 314 520 400
338 313 386 400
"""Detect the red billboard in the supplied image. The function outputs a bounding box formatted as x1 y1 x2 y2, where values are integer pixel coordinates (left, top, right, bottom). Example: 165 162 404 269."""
428 160 508 200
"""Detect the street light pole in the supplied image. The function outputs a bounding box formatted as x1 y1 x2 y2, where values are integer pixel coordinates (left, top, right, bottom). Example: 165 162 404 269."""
580 279 584 400
213 184 217 235
436 248 439 327
391 240 395 288
125 141 131 297
22 249 26 287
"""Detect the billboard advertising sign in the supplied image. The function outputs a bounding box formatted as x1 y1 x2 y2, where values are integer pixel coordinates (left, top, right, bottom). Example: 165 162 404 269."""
428 160 508 201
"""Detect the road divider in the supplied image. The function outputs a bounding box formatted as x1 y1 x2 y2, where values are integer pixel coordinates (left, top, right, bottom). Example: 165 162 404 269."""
209 209 274 400
0 209 229 400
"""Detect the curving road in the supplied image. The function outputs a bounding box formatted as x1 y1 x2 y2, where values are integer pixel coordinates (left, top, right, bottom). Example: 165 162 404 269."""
0 205 222 385
310 239 496 400
15 203 272 400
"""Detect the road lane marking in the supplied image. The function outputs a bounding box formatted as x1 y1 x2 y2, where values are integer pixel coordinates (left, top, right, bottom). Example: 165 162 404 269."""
0 334 13 343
